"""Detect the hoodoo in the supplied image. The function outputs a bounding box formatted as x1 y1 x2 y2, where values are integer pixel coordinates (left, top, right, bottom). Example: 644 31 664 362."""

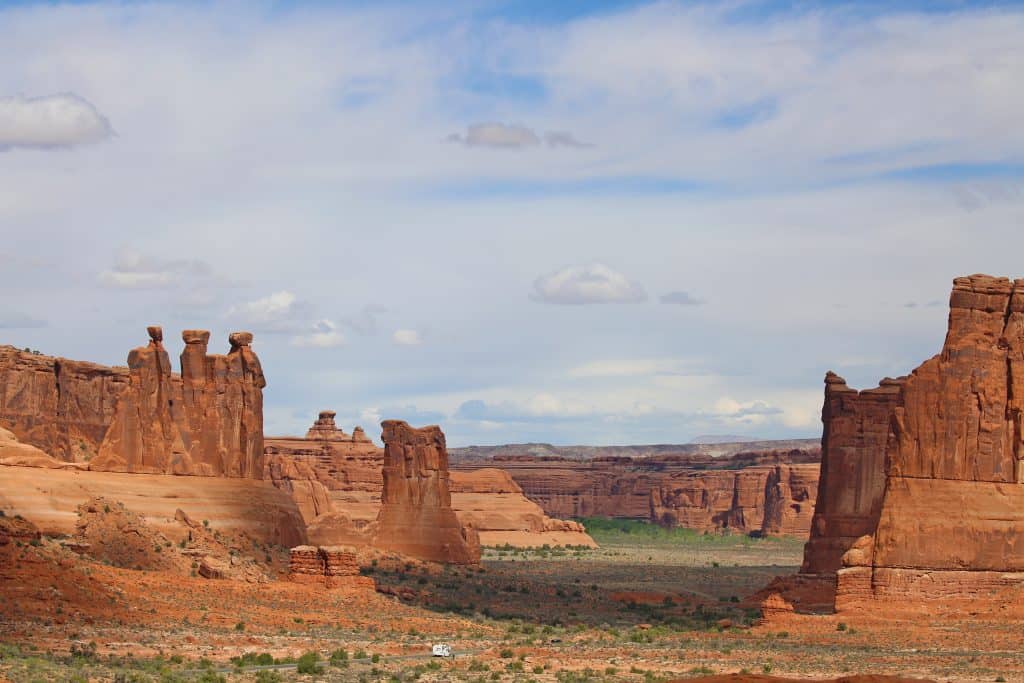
371 420 480 564
771 274 1024 610
89 327 266 477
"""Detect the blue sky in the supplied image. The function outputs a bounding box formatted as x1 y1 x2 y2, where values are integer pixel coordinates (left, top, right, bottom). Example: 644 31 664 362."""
0 0 1022 446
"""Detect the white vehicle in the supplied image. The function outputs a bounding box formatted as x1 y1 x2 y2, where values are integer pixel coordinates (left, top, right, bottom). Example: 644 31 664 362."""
431 643 452 658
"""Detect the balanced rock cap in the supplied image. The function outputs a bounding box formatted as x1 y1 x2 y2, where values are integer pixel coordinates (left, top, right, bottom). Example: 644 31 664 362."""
229 331 254 348
146 326 163 343
182 329 211 345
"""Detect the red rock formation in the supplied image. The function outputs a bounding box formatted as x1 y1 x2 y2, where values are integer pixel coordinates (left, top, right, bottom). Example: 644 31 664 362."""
650 464 817 537
456 450 820 536
371 420 479 564
288 544 367 587
89 327 266 477
264 411 381 493
777 274 1024 610
800 373 900 574
449 468 596 547
0 345 128 462
0 427 82 469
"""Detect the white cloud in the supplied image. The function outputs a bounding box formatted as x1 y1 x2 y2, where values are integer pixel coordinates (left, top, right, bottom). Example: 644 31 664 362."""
228 291 311 332
97 250 213 290
530 263 647 305
392 328 422 345
0 93 113 150
291 319 345 348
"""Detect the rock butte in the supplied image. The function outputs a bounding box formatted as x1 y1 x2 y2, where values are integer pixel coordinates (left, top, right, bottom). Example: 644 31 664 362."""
266 412 596 549
371 420 480 564
764 274 1024 613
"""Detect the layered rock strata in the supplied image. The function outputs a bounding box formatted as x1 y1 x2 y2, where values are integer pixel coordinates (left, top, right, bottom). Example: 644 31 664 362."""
0 345 128 462
650 464 818 537
89 327 266 477
450 449 820 536
288 544 364 587
371 420 479 564
772 274 1024 610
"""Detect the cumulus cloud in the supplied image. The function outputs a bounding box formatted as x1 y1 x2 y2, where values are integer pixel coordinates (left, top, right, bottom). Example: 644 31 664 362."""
0 311 47 329
392 329 422 345
530 263 647 305
98 250 213 289
660 291 705 306
0 93 113 150
228 291 312 333
448 122 590 149
291 319 345 348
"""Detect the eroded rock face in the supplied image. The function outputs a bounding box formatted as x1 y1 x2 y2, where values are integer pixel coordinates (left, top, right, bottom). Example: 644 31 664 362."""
651 464 817 537
453 450 820 536
0 346 128 462
288 544 367 587
787 274 1024 608
89 328 266 478
372 420 479 564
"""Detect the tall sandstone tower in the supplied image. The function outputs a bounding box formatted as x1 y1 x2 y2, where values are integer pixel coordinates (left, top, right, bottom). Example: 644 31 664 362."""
89 327 266 478
372 420 480 564
792 274 1024 608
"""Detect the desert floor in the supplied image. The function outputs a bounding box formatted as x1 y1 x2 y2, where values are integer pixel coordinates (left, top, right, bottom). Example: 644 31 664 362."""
1 519 1021 682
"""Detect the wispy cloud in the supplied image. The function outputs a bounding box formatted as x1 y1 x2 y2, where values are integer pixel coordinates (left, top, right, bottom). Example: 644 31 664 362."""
448 122 591 149
291 319 345 348
98 251 213 290
228 291 312 333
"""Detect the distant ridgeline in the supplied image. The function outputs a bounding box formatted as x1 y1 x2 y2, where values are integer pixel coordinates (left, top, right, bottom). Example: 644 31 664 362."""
449 444 822 537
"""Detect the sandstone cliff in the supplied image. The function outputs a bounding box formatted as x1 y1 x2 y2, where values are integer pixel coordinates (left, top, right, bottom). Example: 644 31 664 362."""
89 327 266 477
451 449 820 536
0 345 128 462
650 464 817 537
773 274 1024 610
371 420 479 564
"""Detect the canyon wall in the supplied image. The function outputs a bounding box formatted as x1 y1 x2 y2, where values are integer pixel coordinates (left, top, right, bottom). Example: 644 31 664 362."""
651 463 818 537
770 274 1024 611
0 345 128 462
371 420 479 564
451 449 820 536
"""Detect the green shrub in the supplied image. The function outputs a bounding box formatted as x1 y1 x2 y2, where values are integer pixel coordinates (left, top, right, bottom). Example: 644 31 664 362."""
296 651 322 675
